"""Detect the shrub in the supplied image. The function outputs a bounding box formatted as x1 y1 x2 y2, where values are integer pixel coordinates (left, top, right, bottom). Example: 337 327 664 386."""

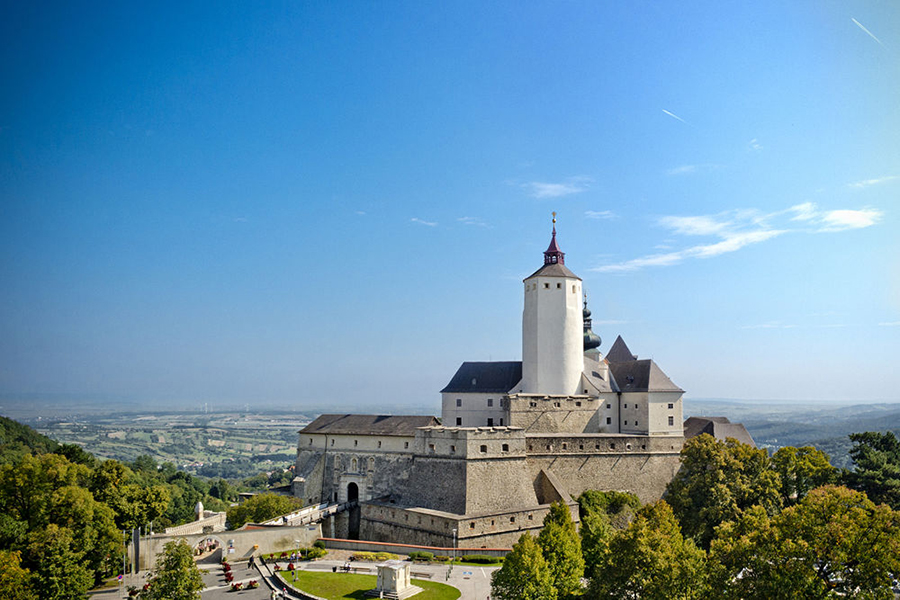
409 551 434 561
307 547 328 559
461 554 502 564
313 540 326 549
434 555 450 562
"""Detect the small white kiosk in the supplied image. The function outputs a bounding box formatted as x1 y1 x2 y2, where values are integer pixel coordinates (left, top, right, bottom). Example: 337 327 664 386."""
365 560 422 599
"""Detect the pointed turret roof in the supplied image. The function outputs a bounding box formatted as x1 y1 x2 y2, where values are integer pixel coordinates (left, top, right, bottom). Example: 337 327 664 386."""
606 335 637 363
525 213 581 280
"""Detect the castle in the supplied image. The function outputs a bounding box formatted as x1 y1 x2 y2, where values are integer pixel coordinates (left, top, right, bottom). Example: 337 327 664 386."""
293 218 685 548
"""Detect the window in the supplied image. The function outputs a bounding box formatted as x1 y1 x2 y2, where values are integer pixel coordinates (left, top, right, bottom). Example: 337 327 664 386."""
499 418 504 426
450 445 456 453
576 401 582 406
624 404 627 409
502 443 509 452
668 403 674 409
456 398 462 407
368 457 375 470
579 444 584 450
487 398 493 407
487 418 494 426
636 404 639 409
456 417 462 426
377 440 382 448
429 444 435 453
331 439 335 447
556 283 561 289
404 441 409 449
354 440 358 447
572 285 576 293
606 417 611 424
351 458 358 471
607 404 611 409
308 438 312 445
528 514 534 521
668 416 675 426
510 516 515 523
610 443 616 450
470 522 475 529
624 420 628 425
480 445 487 453
635 421 639 426
530 401 537 408
544 283 550 289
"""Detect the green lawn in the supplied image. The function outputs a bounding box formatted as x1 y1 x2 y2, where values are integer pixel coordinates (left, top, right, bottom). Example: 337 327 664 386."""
279 571 460 600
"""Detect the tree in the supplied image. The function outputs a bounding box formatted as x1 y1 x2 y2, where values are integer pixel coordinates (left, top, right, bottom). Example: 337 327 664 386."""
577 489 640 530
536 501 584 599
0 550 36 600
771 446 837 506
491 534 557 600
226 492 302 529
27 524 93 600
580 509 610 578
665 434 781 548
141 540 205 600
845 431 900 509
587 500 707 600
709 485 900 600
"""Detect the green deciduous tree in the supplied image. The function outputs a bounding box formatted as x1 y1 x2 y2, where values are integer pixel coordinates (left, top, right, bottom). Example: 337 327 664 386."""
0 550 37 600
536 501 584 599
665 434 781 548
587 500 707 600
141 540 205 600
27 524 94 600
491 533 557 600
226 492 302 529
771 446 837 506
845 431 900 509
709 485 900 600
580 509 611 578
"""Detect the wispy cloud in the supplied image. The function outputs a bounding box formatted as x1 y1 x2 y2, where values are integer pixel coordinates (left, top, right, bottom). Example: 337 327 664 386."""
851 17 885 47
740 321 796 330
585 210 614 220
458 216 490 228
749 138 763 151
523 177 591 198
666 164 721 176
662 109 687 123
593 202 883 273
879 321 900 327
410 217 437 227
355 210 366 216
849 175 898 188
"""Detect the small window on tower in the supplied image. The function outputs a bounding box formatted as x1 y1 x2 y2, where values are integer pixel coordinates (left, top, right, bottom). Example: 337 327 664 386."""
668 416 675 426
502 444 509 452
668 403 674 409
572 285 576 293
556 283 561 289
606 417 611 424
456 417 462 426
487 418 494 426
487 398 493 407
404 441 409 449
624 420 628 425
499 418 504 426
624 404 627 409
456 398 462 407
480 445 487 453
450 445 456 453
544 283 550 289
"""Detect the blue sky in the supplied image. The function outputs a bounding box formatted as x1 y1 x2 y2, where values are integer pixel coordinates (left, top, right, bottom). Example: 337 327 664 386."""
1 1 898 411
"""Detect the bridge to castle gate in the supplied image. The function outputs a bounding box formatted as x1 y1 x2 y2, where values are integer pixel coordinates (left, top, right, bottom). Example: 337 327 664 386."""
143 501 357 569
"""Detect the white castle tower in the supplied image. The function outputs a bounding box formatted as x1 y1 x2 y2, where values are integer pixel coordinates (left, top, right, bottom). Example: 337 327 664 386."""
521 214 584 395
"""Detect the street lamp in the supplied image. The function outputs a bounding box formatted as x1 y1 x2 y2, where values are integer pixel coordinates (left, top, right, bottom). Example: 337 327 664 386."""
451 529 457 562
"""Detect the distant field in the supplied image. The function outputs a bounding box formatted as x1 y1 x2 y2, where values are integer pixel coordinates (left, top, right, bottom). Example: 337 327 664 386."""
30 411 315 478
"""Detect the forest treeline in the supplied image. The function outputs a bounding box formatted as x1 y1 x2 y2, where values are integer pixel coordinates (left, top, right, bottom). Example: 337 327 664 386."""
493 431 900 600
0 415 291 600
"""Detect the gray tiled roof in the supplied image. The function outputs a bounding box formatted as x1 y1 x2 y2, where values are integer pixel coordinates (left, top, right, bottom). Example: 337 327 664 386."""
683 416 756 448
606 335 637 363
441 361 523 393
582 356 614 393
525 262 582 280
608 359 683 393
300 414 440 436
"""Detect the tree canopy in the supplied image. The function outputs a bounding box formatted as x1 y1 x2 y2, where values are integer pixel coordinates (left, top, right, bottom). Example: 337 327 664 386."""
844 431 900 509
226 492 302 528
491 533 557 600
665 434 782 548
140 540 205 600
537 501 584 599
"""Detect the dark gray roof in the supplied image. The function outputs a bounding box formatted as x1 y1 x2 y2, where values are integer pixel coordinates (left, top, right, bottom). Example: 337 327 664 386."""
525 262 581 280
608 359 683 393
441 361 523 393
683 416 756 448
606 335 637 363
300 414 440 436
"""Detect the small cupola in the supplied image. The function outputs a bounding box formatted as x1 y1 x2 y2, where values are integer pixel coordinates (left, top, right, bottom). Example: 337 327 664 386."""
583 294 601 351
543 212 565 265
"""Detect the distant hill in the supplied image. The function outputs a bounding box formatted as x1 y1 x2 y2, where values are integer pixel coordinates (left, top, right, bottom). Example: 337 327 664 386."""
0 414 59 462
685 400 900 468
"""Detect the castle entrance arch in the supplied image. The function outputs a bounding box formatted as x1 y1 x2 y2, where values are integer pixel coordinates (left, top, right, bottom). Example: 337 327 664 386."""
348 482 360 540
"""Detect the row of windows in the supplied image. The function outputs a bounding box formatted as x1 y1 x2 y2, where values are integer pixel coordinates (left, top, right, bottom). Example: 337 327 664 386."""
526 282 579 293
455 398 504 408
334 456 375 472
455 417 505 426
469 513 534 529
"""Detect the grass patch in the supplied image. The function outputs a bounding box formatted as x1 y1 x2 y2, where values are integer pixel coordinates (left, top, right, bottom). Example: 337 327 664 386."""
279 571 460 600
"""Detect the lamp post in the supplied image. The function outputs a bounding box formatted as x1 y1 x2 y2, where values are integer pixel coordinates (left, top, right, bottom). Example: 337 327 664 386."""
451 529 457 562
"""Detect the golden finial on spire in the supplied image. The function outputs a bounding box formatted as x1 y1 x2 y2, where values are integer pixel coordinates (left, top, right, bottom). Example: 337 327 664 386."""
552 211 557 224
